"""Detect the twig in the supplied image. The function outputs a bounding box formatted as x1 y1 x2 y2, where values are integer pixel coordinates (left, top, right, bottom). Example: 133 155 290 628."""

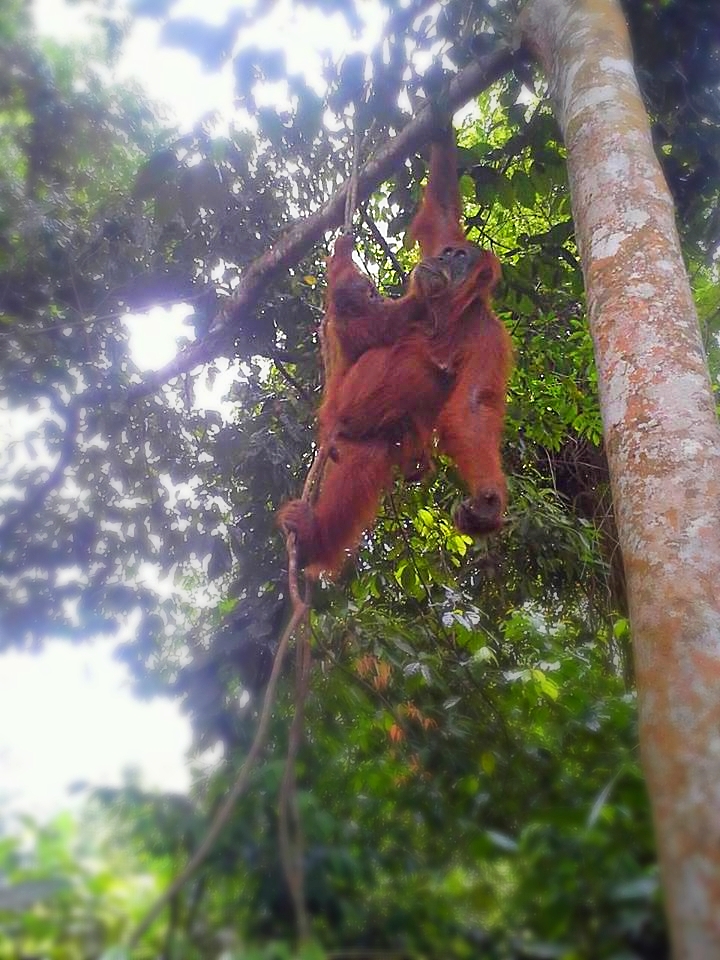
360 205 407 283
274 357 314 407
344 126 361 232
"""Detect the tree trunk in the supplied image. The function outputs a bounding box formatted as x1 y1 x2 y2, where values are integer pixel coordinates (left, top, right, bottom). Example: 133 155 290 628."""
519 0 720 956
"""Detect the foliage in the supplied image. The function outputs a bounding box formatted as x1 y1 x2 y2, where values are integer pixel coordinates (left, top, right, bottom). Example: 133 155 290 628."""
0 810 152 958
2 0 719 956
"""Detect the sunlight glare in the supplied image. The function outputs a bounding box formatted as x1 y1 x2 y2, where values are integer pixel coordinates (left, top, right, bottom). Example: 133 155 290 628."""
124 304 195 371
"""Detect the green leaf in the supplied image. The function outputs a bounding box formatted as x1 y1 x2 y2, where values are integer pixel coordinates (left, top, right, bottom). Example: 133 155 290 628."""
459 173 475 200
613 617 630 640
531 669 560 701
481 751 496 775
512 169 537 209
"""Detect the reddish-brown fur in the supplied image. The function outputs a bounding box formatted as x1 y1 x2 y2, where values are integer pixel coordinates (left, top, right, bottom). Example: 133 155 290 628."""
316 232 434 453
278 130 512 577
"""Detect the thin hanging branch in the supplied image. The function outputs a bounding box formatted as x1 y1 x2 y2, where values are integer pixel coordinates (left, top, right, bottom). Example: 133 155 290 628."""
343 125 361 233
278 621 312 944
126 595 304 949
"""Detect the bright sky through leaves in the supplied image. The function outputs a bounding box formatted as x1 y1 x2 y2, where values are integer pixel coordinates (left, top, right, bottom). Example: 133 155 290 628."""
5 0 387 819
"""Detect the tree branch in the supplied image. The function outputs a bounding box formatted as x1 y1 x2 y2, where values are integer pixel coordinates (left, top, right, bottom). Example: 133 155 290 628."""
122 45 518 402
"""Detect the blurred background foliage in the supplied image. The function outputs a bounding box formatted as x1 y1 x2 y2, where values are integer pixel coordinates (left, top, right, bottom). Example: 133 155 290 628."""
1 0 718 956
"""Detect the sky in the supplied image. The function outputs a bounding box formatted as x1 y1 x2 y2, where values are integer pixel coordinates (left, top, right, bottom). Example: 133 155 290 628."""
1 0 387 821
34 0 383 126
0 642 193 820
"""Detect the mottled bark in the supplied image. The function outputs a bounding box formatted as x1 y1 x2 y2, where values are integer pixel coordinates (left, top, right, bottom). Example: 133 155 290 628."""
520 0 720 956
